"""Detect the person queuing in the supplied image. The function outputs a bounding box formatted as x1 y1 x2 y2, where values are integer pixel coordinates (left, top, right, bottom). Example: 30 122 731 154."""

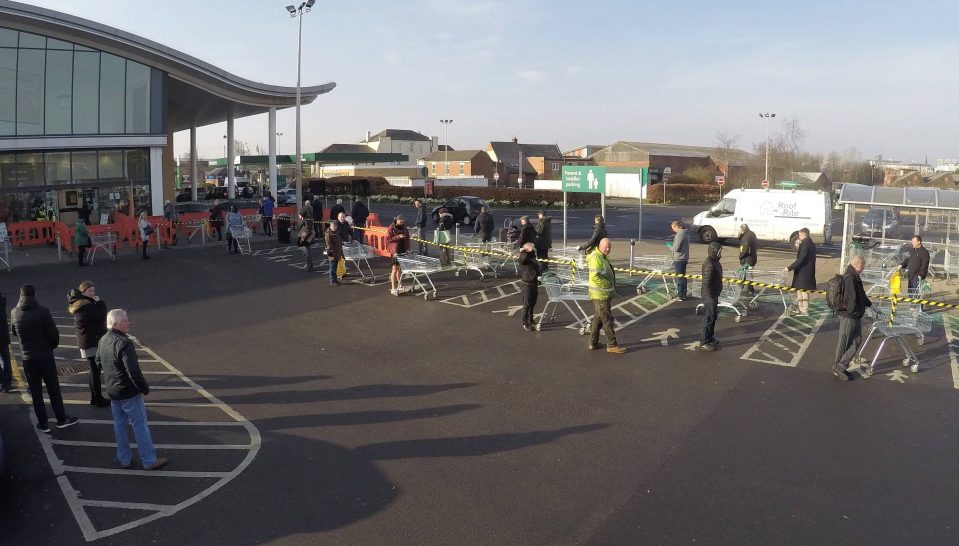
12 285 78 433
578 215 607 254
351 199 369 244
97 309 168 470
587 238 627 354
67 281 110 407
739 224 758 294
324 219 344 287
413 199 429 255
387 215 411 296
260 195 275 237
330 198 346 221
700 242 723 351
518 242 542 332
335 211 354 244
785 228 817 316
74 218 91 267
475 206 495 244
295 207 315 272
225 205 245 254
833 256 871 381
534 211 552 268
670 221 690 301
518 216 536 247
138 212 153 260
0 290 14 393
900 235 930 293
208 199 225 241
163 200 179 246
435 208 454 266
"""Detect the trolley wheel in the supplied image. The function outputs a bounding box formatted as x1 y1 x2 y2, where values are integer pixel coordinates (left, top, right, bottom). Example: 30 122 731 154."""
853 356 867 366
902 358 911 367
917 336 925 346
734 315 742 323
910 363 919 373
695 306 703 315
578 326 587 335
860 366 874 379
454 271 461 277
534 324 542 332
637 286 648 294
748 302 759 310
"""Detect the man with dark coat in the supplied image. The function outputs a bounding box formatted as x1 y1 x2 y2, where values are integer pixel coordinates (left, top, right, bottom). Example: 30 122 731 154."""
739 224 759 294
351 199 369 244
329 198 346 221
387 215 412 296
518 242 542 331
578 215 607 254
413 199 429 255
518 216 536 247
68 281 110 407
671 221 690 301
98 309 168 470
700 242 724 351
324 219 344 287
0 290 13 393
786 228 817 316
534 211 553 268
833 255 871 381
475 207 495 243
900 235 930 293
11 285 78 432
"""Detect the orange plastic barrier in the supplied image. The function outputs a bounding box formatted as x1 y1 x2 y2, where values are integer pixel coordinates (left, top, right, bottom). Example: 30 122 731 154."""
53 222 73 253
7 221 56 249
364 226 391 257
366 212 382 227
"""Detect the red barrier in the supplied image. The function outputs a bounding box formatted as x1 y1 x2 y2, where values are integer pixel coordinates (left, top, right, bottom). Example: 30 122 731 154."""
53 222 73 253
366 212 382 227
7 221 56 249
364 226 391 257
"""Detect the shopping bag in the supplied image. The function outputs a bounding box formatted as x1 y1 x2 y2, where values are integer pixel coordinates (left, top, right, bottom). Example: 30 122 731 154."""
889 272 902 295
336 258 346 278
434 230 450 245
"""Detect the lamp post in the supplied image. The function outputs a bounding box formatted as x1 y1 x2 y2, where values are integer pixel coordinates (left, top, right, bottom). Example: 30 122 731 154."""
276 132 283 155
286 0 316 212
440 119 453 177
759 112 775 185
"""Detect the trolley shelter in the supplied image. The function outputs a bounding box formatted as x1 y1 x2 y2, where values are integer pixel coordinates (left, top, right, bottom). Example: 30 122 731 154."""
838 184 959 279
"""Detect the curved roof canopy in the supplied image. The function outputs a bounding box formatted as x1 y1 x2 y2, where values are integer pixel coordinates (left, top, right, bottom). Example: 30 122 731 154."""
0 0 336 132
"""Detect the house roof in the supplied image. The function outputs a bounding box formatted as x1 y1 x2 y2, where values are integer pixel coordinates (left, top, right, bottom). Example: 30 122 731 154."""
320 144 375 154
368 129 431 142
488 141 563 163
600 141 755 166
425 150 484 162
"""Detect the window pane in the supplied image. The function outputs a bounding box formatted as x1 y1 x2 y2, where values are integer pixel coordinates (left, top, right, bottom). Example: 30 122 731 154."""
0 48 15 135
72 51 98 134
125 149 149 181
72 151 97 181
99 53 124 133
0 28 17 47
3 153 45 187
18 32 45 49
98 150 123 179
45 152 71 184
16 49 44 135
125 61 150 133
46 38 73 50
45 49 72 134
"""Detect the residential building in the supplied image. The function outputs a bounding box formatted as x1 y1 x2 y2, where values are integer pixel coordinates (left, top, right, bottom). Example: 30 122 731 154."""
363 129 437 162
590 141 754 185
423 150 496 178
485 139 564 186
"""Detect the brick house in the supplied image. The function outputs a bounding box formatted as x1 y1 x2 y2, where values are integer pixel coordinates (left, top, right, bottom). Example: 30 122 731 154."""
590 141 754 185
424 150 496 178
485 139 564 186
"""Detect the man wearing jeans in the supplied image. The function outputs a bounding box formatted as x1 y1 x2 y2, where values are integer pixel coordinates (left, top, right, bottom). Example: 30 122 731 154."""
97 309 168 470
670 221 690 300
587 238 627 354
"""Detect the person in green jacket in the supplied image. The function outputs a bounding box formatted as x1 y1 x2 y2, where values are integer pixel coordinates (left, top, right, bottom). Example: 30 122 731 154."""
74 219 91 267
587 238 626 354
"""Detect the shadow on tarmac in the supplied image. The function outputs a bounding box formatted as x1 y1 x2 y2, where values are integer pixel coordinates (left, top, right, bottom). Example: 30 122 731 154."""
221 382 478 404
258 403 483 429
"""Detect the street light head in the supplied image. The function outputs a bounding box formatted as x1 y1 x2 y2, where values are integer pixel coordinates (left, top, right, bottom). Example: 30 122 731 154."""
771 113 776 117
286 5 296 14
305 0 316 7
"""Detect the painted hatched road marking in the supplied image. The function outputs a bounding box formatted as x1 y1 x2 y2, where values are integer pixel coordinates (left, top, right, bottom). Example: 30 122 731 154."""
440 280 522 308
567 290 674 331
14 323 261 542
740 303 828 367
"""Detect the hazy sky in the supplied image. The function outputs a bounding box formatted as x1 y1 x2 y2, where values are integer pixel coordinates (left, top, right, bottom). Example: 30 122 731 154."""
29 0 959 163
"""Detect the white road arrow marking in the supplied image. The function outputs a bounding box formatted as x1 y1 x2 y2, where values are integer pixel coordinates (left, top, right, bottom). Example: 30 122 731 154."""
886 370 909 383
493 305 524 317
684 341 700 351
641 328 680 346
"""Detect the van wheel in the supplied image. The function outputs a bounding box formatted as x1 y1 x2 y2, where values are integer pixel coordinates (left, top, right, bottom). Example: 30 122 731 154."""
699 227 717 244
789 232 800 250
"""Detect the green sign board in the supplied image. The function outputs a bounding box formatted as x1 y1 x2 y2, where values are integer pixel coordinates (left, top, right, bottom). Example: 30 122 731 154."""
562 166 606 193
780 180 797 188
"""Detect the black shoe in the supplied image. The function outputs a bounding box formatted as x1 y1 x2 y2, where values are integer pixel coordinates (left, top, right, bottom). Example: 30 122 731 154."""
522 324 531 331
832 368 852 381
36 422 50 433
699 342 717 352
57 416 79 429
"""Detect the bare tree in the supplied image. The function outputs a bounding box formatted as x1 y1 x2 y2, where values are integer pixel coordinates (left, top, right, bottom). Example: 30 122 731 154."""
715 129 740 179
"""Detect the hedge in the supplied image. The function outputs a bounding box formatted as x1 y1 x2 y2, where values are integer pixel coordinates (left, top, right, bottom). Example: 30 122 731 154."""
646 183 722 203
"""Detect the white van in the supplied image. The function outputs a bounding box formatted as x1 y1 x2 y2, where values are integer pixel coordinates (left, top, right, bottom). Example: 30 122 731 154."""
691 188 832 247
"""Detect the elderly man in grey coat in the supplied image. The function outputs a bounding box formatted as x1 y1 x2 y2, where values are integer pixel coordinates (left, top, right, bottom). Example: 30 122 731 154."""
671 221 690 301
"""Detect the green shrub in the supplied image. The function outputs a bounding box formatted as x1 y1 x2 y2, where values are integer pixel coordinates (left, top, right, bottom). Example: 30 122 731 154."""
646 183 721 203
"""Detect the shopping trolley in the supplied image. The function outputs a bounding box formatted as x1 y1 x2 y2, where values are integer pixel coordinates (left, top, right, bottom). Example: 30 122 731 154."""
396 253 443 299
859 266 900 296
88 231 118 264
453 244 498 279
227 224 253 255
743 267 790 312
854 289 933 377
630 255 675 295
342 241 379 283
535 273 592 334
695 265 748 322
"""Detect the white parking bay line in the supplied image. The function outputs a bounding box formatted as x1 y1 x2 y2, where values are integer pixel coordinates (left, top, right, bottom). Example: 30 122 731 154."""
941 314 959 390
440 280 522 308
53 440 253 450
62 466 231 478
740 304 828 367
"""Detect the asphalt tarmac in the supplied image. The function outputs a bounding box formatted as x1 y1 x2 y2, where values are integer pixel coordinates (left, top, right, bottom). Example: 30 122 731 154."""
0 231 956 545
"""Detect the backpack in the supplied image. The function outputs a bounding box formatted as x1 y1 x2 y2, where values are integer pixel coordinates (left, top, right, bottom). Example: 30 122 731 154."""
826 274 845 311
506 224 521 246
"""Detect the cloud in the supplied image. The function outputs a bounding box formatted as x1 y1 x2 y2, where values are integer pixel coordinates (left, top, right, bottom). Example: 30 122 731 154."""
517 70 546 83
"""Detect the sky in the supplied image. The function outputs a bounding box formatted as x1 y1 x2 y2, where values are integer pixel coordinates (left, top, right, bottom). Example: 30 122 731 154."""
27 0 959 163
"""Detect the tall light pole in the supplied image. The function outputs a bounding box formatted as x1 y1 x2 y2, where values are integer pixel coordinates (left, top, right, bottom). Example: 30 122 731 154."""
440 119 453 177
276 132 283 155
759 112 775 184
287 0 315 212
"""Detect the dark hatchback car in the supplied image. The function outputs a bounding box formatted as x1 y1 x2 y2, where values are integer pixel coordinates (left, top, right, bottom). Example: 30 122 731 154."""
431 196 490 226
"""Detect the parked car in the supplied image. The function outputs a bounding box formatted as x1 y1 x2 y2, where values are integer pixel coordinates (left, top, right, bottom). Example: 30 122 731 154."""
430 196 491 226
857 207 902 238
175 188 195 202
203 187 229 201
277 188 297 206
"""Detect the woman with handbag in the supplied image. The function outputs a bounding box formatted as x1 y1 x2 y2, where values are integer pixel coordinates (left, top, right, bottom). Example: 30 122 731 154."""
434 208 453 266
74 218 92 267
295 208 315 272
138 212 153 260
324 219 344 286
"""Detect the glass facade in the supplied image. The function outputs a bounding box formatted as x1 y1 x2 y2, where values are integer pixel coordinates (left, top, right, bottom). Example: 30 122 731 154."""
0 26 159 136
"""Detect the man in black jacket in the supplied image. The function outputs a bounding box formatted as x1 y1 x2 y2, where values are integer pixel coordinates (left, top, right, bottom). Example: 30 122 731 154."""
351 199 369 244
0 290 13 393
97 309 168 470
475 207 495 243
834 256 872 381
68 281 110 407
900 235 930 293
413 199 428 255
739 224 758 294
518 243 542 331
11 285 77 432
534 211 552 269
578 215 607 254
518 216 536 248
700 242 724 351
329 198 346 221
